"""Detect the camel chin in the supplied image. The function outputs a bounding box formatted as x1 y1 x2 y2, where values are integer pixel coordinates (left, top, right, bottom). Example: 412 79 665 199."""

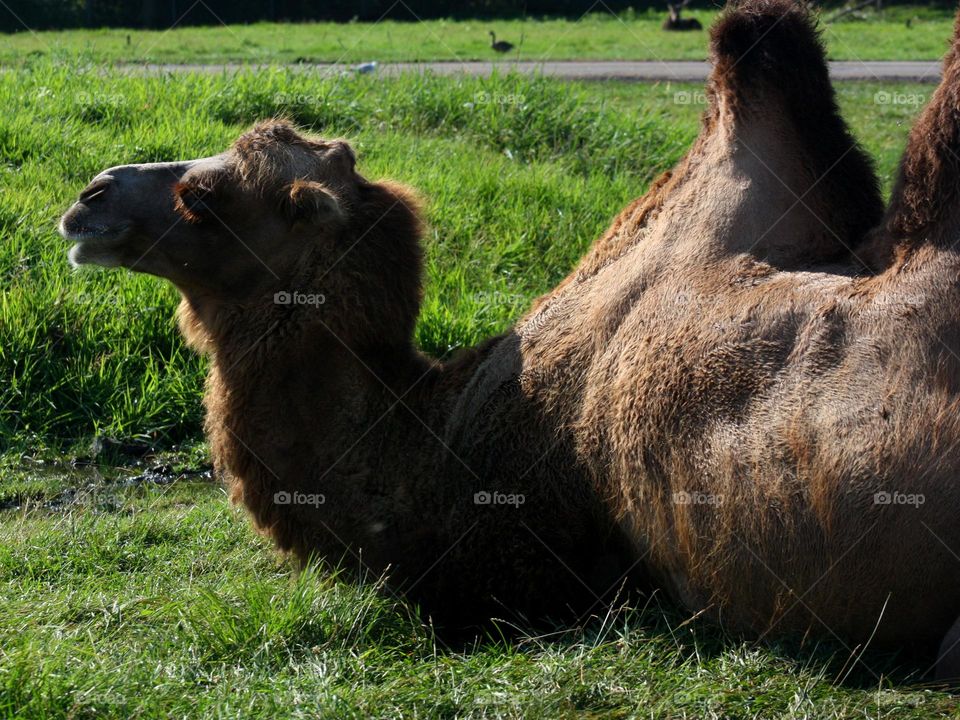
62 226 131 269
67 242 122 268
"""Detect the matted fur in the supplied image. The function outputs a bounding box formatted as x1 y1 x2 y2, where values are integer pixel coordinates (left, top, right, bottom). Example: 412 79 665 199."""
563 0 881 296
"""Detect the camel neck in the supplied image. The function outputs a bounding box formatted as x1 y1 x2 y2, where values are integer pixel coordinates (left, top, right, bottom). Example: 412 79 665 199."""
196 304 495 569
208 309 443 444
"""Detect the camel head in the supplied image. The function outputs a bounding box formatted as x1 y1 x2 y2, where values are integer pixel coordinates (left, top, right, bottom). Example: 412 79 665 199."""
60 120 424 346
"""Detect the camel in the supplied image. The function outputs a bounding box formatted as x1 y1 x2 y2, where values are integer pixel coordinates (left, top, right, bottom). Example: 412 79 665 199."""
58 0 960 679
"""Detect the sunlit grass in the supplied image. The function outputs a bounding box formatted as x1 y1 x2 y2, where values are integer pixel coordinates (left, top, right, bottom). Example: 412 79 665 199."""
0 5 955 64
1 470 955 718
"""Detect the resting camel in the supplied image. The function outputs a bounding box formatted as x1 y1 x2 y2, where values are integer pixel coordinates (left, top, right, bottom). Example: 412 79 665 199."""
59 0 960 679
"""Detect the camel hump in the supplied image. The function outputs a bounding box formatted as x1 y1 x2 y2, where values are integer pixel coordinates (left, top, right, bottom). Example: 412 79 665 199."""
704 0 882 260
709 0 829 106
871 10 960 251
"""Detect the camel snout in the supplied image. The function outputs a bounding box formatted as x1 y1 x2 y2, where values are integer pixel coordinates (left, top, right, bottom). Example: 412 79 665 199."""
59 160 203 267
59 175 116 237
59 170 138 267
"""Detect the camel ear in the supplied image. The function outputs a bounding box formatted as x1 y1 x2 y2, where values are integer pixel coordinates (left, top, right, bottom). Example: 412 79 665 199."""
284 180 343 228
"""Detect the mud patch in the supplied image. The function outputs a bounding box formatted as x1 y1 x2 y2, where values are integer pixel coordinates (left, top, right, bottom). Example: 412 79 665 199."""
0 456 213 513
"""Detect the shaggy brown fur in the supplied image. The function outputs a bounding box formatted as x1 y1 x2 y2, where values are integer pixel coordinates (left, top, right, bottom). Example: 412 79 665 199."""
59 0 960 678
863 11 960 270
563 0 882 296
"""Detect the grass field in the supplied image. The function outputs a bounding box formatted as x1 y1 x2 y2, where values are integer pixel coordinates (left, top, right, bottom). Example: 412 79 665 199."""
0 65 956 717
1 5 956 64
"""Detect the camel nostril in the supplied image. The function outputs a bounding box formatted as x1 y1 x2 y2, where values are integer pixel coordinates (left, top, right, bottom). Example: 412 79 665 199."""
78 178 112 203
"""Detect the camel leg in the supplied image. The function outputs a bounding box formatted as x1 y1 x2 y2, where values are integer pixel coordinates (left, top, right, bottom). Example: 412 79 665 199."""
935 615 960 682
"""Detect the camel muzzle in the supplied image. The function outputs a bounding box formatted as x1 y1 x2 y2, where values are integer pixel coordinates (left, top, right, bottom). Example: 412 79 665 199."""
59 176 133 268
59 159 203 268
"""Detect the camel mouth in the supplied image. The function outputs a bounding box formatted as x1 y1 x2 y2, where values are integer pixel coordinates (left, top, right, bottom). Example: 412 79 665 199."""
60 222 133 268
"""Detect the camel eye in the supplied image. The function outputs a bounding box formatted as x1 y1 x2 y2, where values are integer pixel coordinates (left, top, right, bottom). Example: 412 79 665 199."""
173 181 216 223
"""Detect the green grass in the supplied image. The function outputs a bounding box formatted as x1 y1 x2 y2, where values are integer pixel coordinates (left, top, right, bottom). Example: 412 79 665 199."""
0 458 960 719
2 458 958 718
1 5 956 64
0 65 954 717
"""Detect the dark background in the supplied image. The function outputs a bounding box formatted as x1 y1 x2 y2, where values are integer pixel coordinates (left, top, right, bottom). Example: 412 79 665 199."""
0 0 939 32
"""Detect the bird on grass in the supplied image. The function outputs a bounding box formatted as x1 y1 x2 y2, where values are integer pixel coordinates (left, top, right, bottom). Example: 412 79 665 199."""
489 31 514 53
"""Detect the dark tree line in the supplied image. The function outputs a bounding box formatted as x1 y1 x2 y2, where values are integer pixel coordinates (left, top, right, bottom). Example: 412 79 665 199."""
0 0 945 32
2 0 654 31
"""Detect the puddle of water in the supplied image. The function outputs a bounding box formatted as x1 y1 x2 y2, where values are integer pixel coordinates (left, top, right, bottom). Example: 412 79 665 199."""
0 457 214 513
